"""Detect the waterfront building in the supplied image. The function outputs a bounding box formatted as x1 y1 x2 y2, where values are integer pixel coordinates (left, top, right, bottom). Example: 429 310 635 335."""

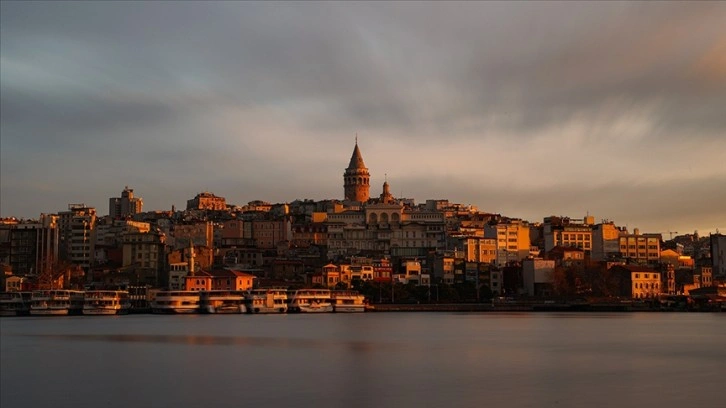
609 265 662 299
316 264 341 287
184 268 254 291
122 229 166 286
522 258 555 297
4 275 26 292
168 262 189 290
682 265 714 295
372 257 393 282
108 186 143 219
432 253 457 284
58 204 96 273
4 214 60 278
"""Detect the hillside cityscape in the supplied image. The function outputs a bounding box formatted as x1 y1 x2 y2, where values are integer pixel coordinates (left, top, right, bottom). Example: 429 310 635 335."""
1 141 725 310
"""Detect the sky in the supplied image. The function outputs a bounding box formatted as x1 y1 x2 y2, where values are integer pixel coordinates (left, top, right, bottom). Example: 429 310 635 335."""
1 1 725 235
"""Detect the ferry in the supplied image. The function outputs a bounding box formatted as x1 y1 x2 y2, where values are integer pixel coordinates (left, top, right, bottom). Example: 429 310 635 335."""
200 290 247 314
0 292 32 316
30 290 85 316
150 291 201 314
83 290 131 315
332 290 367 313
245 288 288 314
288 288 333 313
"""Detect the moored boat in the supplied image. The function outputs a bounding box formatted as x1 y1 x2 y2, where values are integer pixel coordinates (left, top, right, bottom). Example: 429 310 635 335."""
30 290 85 316
332 290 366 313
151 291 200 314
289 288 333 313
0 292 32 316
83 290 131 315
245 288 288 314
200 290 247 314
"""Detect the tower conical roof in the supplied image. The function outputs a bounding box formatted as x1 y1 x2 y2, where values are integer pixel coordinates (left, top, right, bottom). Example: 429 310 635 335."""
347 143 367 169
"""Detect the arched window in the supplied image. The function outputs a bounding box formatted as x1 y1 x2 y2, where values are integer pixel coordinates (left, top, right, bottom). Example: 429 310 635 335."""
369 213 378 224
381 213 389 223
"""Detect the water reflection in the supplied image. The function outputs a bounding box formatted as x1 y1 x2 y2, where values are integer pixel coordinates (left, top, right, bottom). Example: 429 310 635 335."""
16 333 392 352
2 313 724 408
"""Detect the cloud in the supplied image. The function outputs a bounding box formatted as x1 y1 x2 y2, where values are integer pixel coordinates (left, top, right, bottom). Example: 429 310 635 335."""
1 1 725 234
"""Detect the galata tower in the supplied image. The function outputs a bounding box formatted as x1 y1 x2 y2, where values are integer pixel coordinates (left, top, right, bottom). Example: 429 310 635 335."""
343 139 370 202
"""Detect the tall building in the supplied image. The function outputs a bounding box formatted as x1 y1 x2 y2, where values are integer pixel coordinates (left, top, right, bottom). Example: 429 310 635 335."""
711 233 726 278
109 186 143 219
6 214 60 277
58 204 97 272
343 140 370 203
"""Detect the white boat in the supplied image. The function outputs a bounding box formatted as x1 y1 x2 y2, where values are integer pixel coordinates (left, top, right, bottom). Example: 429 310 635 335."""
151 291 201 314
245 288 288 314
200 290 247 314
83 290 131 315
332 290 367 313
0 292 32 316
289 289 333 313
30 290 85 316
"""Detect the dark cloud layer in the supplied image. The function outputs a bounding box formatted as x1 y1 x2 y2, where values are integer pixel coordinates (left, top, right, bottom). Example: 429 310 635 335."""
1 1 725 233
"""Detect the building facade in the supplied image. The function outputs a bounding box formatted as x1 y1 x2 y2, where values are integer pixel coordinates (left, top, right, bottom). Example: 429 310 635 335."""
109 186 143 219
58 204 97 273
187 192 227 211
485 219 531 266
618 229 661 265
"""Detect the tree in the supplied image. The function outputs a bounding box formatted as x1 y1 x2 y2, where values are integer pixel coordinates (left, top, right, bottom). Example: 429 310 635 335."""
478 285 494 302
551 266 577 297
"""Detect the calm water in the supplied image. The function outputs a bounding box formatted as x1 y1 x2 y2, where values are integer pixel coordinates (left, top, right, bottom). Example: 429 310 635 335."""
1 312 724 408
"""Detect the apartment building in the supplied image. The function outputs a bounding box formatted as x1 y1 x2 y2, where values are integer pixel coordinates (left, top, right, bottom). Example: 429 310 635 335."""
58 204 97 272
484 219 531 266
618 229 661 265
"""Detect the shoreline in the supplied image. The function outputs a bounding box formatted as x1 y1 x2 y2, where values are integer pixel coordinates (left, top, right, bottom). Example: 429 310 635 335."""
366 302 725 313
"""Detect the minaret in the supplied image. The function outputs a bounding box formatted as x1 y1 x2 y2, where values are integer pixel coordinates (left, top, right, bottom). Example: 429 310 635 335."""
188 241 195 276
343 137 370 202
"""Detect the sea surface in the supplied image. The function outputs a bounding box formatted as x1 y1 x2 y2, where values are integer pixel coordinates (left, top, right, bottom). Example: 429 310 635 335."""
1 312 724 408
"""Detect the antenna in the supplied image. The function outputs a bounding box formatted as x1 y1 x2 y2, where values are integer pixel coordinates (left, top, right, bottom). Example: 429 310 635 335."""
355 133 358 145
